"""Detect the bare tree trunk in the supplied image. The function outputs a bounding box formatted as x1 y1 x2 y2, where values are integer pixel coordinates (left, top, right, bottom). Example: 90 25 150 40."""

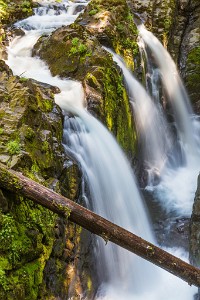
0 163 200 287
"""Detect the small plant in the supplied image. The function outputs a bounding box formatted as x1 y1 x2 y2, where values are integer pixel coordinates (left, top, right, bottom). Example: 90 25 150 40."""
78 43 87 54
71 37 79 46
70 46 77 55
24 127 35 140
116 23 124 32
70 41 88 55
89 9 98 16
7 140 21 155
0 128 3 135
31 163 40 173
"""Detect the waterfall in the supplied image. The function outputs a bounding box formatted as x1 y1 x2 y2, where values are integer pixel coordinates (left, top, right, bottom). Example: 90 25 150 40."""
138 24 200 162
104 47 172 185
138 25 200 216
5 1 197 299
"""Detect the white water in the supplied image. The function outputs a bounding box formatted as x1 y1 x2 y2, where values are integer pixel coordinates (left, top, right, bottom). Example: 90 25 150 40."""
104 47 172 185
138 25 200 216
6 2 197 299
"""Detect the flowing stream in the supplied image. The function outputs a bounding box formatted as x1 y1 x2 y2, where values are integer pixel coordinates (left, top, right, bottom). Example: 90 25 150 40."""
5 1 198 299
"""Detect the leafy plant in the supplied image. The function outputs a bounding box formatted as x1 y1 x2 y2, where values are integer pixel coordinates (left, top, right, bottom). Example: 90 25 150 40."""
89 9 98 16
70 41 88 55
71 37 79 46
78 43 87 54
7 140 21 155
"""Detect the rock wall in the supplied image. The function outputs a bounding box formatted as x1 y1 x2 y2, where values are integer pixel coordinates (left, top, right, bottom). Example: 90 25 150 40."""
0 58 83 299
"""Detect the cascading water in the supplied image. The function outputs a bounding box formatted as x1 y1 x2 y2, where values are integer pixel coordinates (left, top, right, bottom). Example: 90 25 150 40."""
104 47 172 185
138 25 200 216
5 1 197 299
138 25 199 158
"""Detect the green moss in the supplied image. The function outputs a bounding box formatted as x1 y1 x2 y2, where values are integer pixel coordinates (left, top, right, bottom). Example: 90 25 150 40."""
183 46 200 105
71 37 79 46
70 41 88 55
0 128 4 135
24 127 35 140
102 66 136 157
6 140 21 155
89 8 99 16
31 162 40 173
37 97 53 112
0 195 57 298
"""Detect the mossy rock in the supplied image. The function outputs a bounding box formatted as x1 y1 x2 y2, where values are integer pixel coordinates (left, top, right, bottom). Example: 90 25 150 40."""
184 46 200 111
0 60 82 299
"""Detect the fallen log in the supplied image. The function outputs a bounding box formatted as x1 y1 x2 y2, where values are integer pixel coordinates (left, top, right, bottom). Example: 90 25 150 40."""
0 163 199 287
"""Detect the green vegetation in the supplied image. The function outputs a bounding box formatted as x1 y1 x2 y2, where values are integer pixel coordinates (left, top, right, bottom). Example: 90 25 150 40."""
6 140 21 155
89 8 99 16
71 37 79 46
185 46 200 104
0 200 56 299
24 127 35 140
70 39 88 55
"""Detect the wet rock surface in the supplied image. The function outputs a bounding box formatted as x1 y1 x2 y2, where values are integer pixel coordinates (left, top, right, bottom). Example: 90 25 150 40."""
0 59 82 299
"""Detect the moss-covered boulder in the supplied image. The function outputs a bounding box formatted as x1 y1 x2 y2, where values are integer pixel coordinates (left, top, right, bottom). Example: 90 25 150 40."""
0 60 82 299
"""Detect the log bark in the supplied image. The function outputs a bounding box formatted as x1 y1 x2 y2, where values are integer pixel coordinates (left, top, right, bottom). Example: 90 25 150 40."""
0 163 200 287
